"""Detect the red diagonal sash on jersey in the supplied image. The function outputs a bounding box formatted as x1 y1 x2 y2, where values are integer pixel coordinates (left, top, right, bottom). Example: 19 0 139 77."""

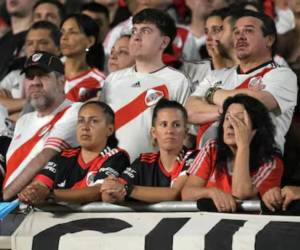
115 85 169 130
3 106 71 187
72 156 108 189
196 67 273 147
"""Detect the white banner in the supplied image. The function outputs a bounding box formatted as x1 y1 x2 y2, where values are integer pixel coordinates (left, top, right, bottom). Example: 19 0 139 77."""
12 212 300 250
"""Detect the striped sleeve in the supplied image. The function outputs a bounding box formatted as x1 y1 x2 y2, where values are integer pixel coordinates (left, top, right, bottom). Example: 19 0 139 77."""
252 156 284 196
187 140 216 180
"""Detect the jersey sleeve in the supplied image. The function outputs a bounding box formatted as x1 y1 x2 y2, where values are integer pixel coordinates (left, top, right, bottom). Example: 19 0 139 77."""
191 73 215 98
252 156 284 196
262 68 298 114
93 150 130 185
44 102 82 152
187 140 216 181
34 154 61 189
119 157 142 185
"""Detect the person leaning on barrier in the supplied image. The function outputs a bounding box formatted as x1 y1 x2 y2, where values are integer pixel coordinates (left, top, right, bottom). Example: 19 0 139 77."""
101 99 199 203
18 101 130 204
182 94 283 213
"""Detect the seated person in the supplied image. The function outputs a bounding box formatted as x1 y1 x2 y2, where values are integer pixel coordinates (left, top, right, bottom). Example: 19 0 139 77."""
107 34 135 74
18 101 130 204
182 94 283 213
101 99 198 203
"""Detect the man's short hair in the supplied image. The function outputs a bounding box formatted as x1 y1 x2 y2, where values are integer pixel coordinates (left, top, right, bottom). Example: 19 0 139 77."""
29 21 61 47
80 2 109 20
132 8 177 44
235 10 277 56
33 0 66 22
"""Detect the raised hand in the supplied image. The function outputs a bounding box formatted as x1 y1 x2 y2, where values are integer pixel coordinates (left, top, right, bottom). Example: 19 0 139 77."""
229 110 256 148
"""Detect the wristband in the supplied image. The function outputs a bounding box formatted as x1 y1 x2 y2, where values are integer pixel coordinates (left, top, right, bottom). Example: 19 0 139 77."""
205 87 220 104
124 184 134 198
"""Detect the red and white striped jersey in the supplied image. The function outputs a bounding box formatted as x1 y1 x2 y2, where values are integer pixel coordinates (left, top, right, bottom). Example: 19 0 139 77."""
103 66 191 161
4 101 81 187
64 68 105 102
188 139 283 196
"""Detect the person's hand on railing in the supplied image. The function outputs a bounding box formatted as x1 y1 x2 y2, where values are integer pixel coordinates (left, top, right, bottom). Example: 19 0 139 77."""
101 176 126 203
18 182 50 205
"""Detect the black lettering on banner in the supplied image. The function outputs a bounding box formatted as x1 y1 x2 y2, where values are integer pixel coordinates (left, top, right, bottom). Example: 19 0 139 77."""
145 217 190 250
32 218 132 250
205 219 246 250
255 221 300 250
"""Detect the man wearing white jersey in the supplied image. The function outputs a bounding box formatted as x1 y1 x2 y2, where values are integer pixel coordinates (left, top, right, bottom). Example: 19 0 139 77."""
2 52 80 200
103 8 190 161
186 10 297 152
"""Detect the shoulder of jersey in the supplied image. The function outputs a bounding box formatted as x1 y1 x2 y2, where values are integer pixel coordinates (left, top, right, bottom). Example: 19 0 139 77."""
106 67 133 81
164 66 190 80
91 68 106 79
61 147 81 157
100 147 127 158
140 152 159 164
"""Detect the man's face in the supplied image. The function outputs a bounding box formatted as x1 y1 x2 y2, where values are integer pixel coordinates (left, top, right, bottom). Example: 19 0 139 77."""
24 68 64 111
6 0 37 17
25 28 60 57
233 16 272 61
129 22 169 60
218 16 234 59
33 3 61 27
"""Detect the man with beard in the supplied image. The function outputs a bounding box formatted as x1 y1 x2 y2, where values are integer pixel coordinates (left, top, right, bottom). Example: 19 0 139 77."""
186 10 297 150
2 52 80 200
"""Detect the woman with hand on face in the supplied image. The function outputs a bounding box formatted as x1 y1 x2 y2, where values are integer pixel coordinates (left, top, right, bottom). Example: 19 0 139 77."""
101 99 199 203
182 94 283 213
18 101 129 204
60 14 106 102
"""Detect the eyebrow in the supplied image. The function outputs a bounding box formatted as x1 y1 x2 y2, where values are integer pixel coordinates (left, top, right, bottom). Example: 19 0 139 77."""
233 24 256 30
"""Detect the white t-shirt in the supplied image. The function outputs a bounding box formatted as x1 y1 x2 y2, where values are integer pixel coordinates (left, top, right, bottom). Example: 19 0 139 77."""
103 66 191 161
192 62 298 152
180 59 213 93
0 69 25 98
4 100 81 187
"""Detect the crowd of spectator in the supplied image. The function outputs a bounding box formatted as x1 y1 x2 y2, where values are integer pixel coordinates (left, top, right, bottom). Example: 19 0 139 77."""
0 0 299 215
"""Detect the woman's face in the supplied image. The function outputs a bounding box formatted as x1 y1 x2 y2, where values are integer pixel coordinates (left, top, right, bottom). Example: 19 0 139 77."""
205 15 223 56
108 36 135 73
223 103 253 147
151 108 186 152
60 18 93 57
77 104 113 151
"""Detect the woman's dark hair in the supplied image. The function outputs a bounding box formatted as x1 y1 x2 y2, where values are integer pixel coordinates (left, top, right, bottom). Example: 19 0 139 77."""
216 94 277 172
61 14 105 70
79 101 118 148
152 98 188 126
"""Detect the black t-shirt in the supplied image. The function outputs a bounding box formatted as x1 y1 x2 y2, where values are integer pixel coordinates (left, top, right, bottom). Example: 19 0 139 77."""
0 136 12 188
35 146 130 189
0 31 27 81
120 149 199 187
